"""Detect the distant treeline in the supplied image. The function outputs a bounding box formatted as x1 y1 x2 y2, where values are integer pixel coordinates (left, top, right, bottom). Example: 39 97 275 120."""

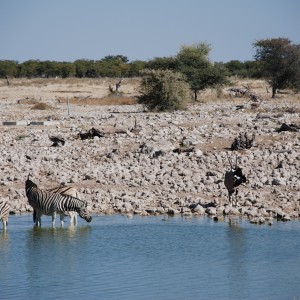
0 55 262 79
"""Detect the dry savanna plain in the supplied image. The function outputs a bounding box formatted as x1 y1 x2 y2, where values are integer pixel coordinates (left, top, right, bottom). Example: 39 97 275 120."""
0 77 300 225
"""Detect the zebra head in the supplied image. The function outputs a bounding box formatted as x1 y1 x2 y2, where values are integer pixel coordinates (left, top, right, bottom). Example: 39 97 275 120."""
78 206 92 223
25 173 38 193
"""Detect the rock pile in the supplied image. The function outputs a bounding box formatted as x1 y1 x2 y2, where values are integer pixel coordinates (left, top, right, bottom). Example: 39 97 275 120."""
0 100 299 225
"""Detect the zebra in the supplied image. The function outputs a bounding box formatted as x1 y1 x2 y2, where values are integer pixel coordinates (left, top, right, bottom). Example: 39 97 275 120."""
47 185 81 225
25 175 92 227
0 200 10 231
32 185 81 225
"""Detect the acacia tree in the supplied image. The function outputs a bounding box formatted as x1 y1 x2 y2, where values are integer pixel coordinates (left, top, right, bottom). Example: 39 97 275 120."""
146 56 178 70
254 38 300 98
128 60 147 77
0 60 18 78
19 60 41 77
59 62 75 78
176 43 227 101
225 60 262 78
74 59 95 77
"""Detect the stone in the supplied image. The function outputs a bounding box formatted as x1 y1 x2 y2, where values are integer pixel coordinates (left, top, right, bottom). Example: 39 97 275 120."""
0 92 299 225
167 208 180 215
271 178 281 186
192 204 205 215
206 207 217 215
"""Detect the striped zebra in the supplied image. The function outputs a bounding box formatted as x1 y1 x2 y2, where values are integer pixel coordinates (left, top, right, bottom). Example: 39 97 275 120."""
0 200 10 231
32 185 80 225
25 176 92 227
47 185 80 225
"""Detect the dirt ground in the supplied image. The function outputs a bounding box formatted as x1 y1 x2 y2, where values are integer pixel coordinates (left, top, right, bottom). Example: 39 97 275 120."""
0 77 299 221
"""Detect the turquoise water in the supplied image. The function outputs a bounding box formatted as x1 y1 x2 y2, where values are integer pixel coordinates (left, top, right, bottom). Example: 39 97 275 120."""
1 214 300 300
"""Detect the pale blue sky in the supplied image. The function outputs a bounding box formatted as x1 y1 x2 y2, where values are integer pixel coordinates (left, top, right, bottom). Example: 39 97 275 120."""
0 0 299 63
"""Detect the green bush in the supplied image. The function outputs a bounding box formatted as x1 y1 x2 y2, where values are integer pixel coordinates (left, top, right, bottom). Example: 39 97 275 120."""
138 69 191 112
15 134 30 141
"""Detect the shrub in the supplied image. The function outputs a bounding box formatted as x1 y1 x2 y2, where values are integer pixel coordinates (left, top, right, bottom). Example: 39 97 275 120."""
15 134 30 141
31 102 53 110
138 69 191 112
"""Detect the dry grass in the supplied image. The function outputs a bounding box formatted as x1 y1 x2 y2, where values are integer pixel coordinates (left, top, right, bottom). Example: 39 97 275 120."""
31 102 55 110
17 98 37 105
58 95 138 106
271 105 300 114
1 77 299 108
0 77 141 87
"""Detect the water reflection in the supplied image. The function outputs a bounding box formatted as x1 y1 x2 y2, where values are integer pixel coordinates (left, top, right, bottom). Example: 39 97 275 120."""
26 223 92 246
0 229 9 247
0 230 10 282
2 215 300 300
25 224 92 291
226 217 247 299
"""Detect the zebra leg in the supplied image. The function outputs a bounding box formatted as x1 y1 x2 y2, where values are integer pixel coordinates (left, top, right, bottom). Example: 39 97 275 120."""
69 212 77 225
60 214 65 227
35 211 42 226
74 213 78 225
2 219 7 231
51 212 57 227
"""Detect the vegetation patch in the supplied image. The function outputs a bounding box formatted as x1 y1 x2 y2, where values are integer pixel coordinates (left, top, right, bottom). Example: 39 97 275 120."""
138 69 191 112
31 102 54 110
271 106 300 114
58 96 137 106
15 134 30 141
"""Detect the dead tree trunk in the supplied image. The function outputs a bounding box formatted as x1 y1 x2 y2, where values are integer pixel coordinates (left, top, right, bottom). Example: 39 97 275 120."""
5 75 10 86
194 90 198 101
272 86 277 98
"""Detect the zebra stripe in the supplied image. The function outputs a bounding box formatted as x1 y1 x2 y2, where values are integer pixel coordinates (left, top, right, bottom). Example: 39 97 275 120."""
25 177 92 227
47 186 81 225
0 201 10 231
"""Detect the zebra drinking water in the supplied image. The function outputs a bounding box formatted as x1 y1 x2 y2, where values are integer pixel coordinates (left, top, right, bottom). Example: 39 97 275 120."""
0 200 10 231
47 185 81 224
25 175 92 227
32 185 81 225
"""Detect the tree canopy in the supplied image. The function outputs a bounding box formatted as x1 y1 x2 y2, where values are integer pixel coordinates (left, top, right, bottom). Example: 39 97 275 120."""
138 69 191 112
146 43 228 101
176 43 228 100
254 38 300 97
1 37 299 100
0 56 144 79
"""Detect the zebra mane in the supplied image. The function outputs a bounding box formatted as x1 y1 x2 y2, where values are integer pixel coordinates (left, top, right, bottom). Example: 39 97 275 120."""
55 192 87 206
26 177 38 188
26 180 84 205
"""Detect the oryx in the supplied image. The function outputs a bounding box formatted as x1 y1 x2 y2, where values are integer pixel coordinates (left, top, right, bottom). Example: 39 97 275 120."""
224 153 247 206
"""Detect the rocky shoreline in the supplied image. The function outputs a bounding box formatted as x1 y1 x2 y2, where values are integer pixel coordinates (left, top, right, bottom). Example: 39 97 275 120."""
0 79 299 225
